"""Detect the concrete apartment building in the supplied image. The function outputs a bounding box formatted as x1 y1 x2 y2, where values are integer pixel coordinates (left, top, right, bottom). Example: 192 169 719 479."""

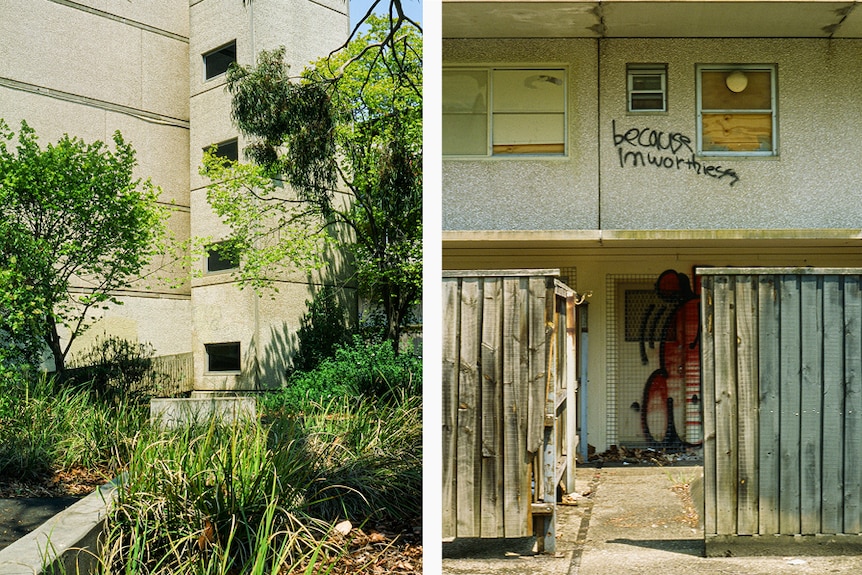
1 0 349 391
442 0 862 456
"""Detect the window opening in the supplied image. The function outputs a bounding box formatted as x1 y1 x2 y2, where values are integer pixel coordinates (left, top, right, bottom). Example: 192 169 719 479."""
697 64 777 156
205 342 241 372
627 64 667 113
204 41 236 81
205 241 239 273
443 67 566 156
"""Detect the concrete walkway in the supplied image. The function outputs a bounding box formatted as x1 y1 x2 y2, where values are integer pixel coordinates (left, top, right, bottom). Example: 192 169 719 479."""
443 465 862 574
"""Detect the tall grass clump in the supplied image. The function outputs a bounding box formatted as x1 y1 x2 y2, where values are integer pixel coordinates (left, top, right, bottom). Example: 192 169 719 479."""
0 371 146 480
98 420 340 574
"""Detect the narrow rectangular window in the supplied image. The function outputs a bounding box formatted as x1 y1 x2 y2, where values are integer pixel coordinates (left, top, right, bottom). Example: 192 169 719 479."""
697 64 777 156
443 67 566 157
204 41 236 81
627 64 667 113
205 241 239 273
205 342 241 372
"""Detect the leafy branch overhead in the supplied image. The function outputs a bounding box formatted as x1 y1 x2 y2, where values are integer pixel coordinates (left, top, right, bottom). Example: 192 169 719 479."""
205 13 422 346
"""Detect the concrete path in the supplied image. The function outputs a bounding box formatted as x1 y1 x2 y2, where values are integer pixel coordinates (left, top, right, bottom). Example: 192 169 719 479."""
443 465 862 574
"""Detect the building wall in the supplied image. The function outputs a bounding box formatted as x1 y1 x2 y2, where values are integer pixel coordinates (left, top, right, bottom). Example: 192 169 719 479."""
0 0 192 359
189 0 349 391
443 38 862 232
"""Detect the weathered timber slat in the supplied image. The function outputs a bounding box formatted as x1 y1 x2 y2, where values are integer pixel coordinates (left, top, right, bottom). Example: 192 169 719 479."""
456 279 482 537
735 275 759 535
441 279 460 539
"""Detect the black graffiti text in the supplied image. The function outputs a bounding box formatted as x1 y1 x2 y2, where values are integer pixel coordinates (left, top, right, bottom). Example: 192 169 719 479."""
612 120 740 187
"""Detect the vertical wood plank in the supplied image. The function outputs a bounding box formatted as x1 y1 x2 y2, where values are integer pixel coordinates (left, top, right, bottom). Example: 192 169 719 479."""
480 278 504 537
527 277 549 455
800 275 824 534
441 278 461 539
779 274 802 535
757 275 781 535
566 294 578 494
456 279 482 537
821 275 845 534
502 277 530 537
714 274 738 536
701 275 718 536
844 275 862 533
735 275 759 535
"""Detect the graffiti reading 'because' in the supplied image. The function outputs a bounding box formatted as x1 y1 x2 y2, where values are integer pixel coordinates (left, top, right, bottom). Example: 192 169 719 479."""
612 120 740 187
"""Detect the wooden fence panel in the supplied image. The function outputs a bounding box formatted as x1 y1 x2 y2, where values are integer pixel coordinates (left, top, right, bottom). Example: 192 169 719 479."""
701 268 862 554
442 271 578 544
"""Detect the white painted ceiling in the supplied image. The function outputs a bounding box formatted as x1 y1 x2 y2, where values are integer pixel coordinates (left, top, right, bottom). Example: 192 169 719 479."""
442 1 862 39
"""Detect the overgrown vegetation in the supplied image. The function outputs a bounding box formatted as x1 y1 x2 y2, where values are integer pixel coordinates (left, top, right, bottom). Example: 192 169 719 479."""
0 337 421 573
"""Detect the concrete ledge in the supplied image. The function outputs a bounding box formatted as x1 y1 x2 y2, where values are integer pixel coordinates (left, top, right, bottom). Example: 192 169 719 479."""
150 396 257 428
0 479 119 574
706 533 862 557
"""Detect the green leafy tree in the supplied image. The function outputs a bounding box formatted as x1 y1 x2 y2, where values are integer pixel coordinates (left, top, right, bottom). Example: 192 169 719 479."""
203 14 421 348
0 120 166 374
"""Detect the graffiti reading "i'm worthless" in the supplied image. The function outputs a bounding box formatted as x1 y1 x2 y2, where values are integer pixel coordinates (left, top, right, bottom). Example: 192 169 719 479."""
612 120 740 187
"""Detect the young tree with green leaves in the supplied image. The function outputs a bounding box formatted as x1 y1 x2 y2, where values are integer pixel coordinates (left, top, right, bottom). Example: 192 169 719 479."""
203 15 421 348
0 120 166 374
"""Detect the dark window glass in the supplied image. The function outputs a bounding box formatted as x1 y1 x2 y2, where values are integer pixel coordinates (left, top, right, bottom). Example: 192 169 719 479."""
205 342 240 372
206 242 239 273
204 42 236 80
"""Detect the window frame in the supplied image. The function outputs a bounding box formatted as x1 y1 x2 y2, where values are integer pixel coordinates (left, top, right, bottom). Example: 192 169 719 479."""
627 64 668 113
443 65 568 158
205 342 241 373
696 63 778 157
203 41 237 82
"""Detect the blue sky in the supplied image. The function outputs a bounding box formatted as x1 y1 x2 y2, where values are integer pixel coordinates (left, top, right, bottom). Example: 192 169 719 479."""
350 0 423 29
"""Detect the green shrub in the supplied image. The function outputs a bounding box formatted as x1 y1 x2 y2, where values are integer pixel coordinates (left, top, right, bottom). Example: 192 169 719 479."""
262 336 421 413
289 286 354 375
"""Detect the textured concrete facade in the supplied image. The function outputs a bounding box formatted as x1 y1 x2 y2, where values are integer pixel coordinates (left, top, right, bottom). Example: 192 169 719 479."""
442 1 862 453
2 0 349 389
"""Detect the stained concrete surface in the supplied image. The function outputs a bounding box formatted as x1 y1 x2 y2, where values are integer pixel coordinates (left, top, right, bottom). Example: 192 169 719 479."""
0 497 80 552
443 465 862 574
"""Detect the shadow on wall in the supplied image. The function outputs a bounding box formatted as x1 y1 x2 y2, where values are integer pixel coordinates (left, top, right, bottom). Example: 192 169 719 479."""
253 249 358 391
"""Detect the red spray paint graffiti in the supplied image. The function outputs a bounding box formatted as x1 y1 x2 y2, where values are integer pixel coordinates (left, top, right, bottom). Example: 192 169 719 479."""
639 269 703 448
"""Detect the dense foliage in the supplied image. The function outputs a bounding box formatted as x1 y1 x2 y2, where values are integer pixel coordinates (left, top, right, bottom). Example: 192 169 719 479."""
204 15 422 347
0 120 166 373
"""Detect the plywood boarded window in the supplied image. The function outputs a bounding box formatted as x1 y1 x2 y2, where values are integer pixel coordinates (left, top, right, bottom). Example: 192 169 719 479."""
697 64 776 156
443 67 566 156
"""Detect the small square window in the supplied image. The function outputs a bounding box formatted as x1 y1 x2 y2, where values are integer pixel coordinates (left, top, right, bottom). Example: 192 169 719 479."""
205 342 241 372
207 138 239 163
206 241 239 273
627 65 667 113
204 41 236 81
696 64 777 156
443 67 566 156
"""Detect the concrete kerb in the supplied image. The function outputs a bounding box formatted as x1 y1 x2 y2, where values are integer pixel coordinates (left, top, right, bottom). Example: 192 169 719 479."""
0 478 121 575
